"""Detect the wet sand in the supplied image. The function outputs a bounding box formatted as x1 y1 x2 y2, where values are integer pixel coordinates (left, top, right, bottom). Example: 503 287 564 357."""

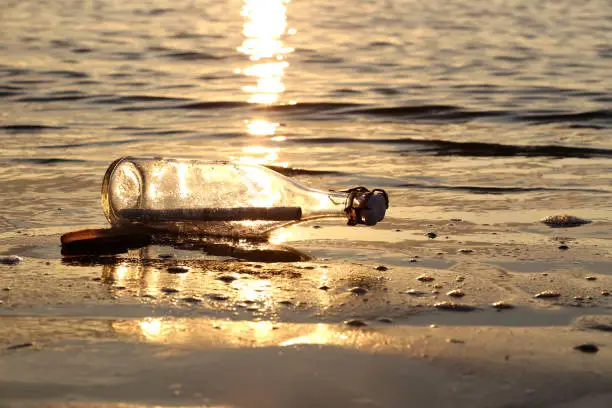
1 215 611 407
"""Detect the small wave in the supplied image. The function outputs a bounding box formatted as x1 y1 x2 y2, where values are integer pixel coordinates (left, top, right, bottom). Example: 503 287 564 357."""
303 56 345 64
0 85 23 91
16 95 90 102
163 51 224 61
112 51 144 61
156 84 197 90
9 158 87 165
401 140 612 158
0 68 31 77
264 165 342 177
116 100 363 113
289 137 612 159
38 139 138 150
71 47 94 54
343 105 461 116
136 7 175 16
176 101 250 110
342 104 512 121
368 41 396 47
114 82 149 88
197 74 242 81
451 83 500 90
49 90 87 96
257 102 363 113
371 87 401 95
129 129 192 136
42 70 89 79
171 32 206 39
7 79 55 85
92 95 192 105
118 95 190 103
341 104 610 127
111 126 155 131
179 132 244 142
394 183 608 195
0 91 22 98
517 109 612 124
50 39 75 48
1 125 66 133
331 88 361 94
180 100 361 112
567 124 607 130
107 73 133 78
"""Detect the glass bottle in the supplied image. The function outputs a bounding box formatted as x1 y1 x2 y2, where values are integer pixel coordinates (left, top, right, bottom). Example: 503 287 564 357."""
101 157 388 238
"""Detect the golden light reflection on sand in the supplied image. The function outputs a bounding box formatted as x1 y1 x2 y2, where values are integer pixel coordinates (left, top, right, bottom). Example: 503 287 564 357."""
138 317 163 341
113 263 130 284
268 227 297 245
115 318 377 350
234 277 272 305
279 323 348 347
101 256 170 296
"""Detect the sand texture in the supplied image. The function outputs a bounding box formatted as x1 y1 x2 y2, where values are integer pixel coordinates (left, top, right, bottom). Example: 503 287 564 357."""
1 216 612 407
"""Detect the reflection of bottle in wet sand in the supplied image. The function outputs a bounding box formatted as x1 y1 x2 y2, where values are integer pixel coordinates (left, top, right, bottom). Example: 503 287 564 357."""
102 157 388 238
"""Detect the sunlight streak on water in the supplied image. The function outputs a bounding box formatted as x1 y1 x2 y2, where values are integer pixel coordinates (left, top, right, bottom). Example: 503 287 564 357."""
236 0 293 166
234 145 281 165
245 119 279 136
238 0 293 105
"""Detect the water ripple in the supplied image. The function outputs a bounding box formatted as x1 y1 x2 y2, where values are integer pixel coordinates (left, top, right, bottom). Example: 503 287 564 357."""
1 125 66 133
394 183 609 195
289 137 612 159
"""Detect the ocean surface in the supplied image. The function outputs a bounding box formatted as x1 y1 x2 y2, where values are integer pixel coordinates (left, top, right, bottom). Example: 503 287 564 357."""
1 0 611 256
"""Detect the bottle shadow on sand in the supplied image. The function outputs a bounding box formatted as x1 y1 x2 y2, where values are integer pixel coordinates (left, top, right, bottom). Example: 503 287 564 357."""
61 227 311 265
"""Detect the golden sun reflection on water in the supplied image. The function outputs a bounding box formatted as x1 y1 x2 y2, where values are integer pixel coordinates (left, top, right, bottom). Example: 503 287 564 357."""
234 143 287 167
245 119 279 136
238 0 293 105
237 0 294 166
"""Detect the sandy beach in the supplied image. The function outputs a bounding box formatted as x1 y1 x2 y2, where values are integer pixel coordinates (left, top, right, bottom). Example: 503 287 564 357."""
2 213 612 407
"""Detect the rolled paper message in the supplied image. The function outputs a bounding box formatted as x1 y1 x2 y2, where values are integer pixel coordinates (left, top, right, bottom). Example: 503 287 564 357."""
118 207 303 222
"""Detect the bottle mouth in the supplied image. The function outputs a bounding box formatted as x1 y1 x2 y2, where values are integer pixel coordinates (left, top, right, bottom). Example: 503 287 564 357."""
101 157 144 226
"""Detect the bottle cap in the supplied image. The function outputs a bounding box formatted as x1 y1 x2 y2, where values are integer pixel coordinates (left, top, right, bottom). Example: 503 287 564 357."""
363 192 387 225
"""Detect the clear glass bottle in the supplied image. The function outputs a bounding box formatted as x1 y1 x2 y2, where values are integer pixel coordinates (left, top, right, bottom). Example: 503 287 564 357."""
101 157 388 238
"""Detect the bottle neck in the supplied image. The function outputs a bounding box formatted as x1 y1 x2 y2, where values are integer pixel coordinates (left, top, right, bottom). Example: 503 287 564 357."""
302 187 389 226
298 189 350 220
